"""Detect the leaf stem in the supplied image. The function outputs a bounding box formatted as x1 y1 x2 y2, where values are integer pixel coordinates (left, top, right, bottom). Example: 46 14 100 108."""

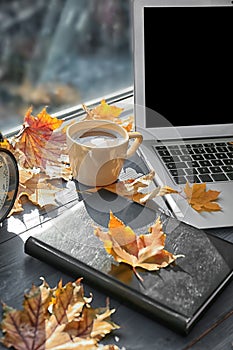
133 267 144 283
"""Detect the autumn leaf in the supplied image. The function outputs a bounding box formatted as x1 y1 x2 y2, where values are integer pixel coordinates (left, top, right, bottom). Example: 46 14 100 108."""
0 137 14 152
0 278 120 350
184 182 221 212
10 170 64 215
94 212 183 281
13 106 64 170
83 99 123 121
84 170 178 205
82 100 134 131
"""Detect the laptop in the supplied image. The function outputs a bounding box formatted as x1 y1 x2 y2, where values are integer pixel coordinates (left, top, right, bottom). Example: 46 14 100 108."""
132 0 233 229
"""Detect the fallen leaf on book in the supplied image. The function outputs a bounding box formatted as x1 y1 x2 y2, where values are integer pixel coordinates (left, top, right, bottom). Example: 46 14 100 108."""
184 182 221 212
0 278 120 350
94 211 184 281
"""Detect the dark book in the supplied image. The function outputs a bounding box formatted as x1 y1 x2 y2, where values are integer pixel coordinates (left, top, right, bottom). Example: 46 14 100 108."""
24 189 233 335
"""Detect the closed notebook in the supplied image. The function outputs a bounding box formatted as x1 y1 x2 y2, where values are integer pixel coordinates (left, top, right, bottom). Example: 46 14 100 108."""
25 189 233 334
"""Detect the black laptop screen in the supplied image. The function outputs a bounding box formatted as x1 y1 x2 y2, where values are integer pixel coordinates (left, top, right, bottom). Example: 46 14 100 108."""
144 7 232 128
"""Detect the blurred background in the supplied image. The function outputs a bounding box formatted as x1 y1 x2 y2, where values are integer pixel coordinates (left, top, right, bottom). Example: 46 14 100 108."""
0 0 133 133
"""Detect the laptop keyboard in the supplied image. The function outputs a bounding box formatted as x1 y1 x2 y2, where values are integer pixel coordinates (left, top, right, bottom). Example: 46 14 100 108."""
153 141 233 185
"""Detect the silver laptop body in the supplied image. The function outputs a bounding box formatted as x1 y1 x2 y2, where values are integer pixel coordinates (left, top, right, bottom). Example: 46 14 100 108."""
132 0 233 229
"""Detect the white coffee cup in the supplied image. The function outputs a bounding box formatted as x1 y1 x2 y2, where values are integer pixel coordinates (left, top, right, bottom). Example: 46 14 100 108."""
66 120 143 186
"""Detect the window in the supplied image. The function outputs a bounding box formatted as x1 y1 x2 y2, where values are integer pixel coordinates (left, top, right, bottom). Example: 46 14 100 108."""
0 0 133 133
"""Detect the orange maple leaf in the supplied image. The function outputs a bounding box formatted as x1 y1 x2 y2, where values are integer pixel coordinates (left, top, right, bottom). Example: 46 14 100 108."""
94 211 183 281
184 182 221 212
14 107 64 169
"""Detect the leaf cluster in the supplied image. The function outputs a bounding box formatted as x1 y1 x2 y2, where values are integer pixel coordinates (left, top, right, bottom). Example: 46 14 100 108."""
0 278 120 350
0 101 222 216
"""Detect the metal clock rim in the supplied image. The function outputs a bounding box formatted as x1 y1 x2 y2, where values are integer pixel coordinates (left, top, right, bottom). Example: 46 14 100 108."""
0 147 19 223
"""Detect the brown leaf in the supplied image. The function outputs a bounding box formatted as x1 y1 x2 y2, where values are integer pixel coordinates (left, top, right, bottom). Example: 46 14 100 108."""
0 278 120 350
94 212 183 279
184 182 221 212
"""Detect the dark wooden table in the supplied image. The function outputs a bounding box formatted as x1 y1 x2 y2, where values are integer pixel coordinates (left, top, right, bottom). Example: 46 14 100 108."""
1 93 233 349
1 178 233 350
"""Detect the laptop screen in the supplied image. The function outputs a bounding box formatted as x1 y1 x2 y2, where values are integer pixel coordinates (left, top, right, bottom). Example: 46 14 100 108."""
144 7 232 128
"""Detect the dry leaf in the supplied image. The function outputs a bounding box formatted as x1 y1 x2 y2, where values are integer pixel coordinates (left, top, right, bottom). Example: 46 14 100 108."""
94 211 183 280
13 106 64 169
0 278 120 350
10 171 64 215
85 170 178 204
184 182 221 212
82 100 134 131
82 99 123 121
0 137 14 152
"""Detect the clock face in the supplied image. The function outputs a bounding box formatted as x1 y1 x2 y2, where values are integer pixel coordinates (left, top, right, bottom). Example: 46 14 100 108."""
0 149 19 223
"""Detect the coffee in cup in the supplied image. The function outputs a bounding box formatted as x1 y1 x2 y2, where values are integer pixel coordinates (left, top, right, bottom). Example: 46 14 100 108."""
66 120 143 187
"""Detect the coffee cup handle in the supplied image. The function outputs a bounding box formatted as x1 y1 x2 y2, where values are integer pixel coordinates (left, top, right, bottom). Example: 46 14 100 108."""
126 132 143 158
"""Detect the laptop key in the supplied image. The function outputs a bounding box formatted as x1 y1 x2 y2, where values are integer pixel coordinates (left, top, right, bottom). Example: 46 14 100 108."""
204 153 216 160
216 146 228 153
209 166 222 173
166 162 187 169
193 148 206 154
227 173 233 180
211 173 228 181
222 165 233 172
199 174 213 182
186 175 201 183
223 159 233 165
205 147 216 153
185 168 198 175
173 176 186 184
199 160 212 167
192 154 204 161
198 167 210 174
215 153 227 159
187 161 199 168
203 143 215 147
162 156 179 163
170 149 183 156
170 169 185 177
154 145 167 150
180 155 192 162
157 150 170 157
212 159 224 166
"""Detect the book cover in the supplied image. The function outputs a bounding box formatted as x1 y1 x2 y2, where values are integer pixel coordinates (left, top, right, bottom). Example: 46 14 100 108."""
24 189 233 334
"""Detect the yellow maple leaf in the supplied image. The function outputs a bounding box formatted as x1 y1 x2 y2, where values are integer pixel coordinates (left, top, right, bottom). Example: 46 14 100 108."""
184 182 221 212
94 211 183 281
83 99 123 121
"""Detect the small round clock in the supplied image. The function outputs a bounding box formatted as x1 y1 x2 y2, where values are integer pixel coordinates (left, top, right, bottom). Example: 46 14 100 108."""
0 148 19 223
